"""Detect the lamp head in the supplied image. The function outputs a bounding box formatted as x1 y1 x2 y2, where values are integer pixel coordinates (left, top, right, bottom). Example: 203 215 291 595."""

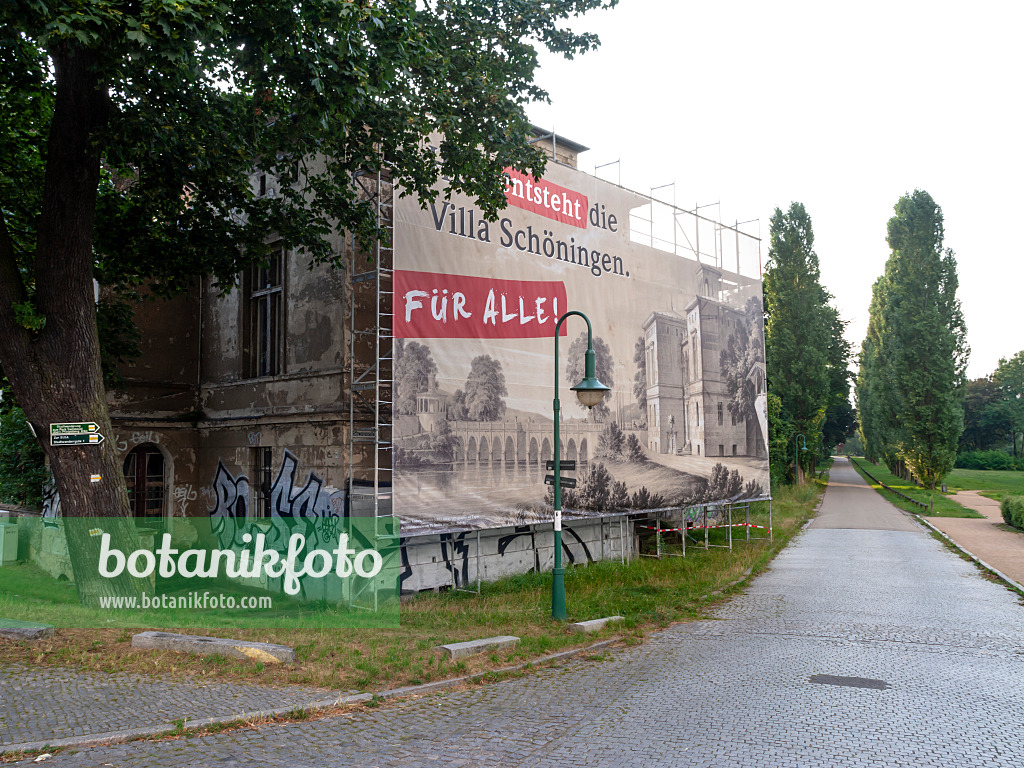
571 347 611 409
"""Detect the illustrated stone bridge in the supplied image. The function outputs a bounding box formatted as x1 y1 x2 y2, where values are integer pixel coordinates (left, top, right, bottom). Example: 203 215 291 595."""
449 420 604 466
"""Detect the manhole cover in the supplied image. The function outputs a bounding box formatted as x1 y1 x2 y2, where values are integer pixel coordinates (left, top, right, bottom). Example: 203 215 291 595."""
809 675 889 690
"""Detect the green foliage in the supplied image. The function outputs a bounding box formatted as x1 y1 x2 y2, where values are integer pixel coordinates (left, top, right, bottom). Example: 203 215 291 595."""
566 332 614 419
857 190 968 490
959 376 1015 453
1000 495 1024 529
993 350 1024 458
763 203 849 482
12 301 45 332
4 0 619 289
766 391 793 488
462 355 508 422
842 431 864 456
822 309 856 448
96 294 142 389
954 451 1019 471
0 405 48 508
850 458 982 519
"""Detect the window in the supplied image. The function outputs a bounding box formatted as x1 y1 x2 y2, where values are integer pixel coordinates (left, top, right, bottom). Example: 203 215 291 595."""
732 444 737 456
123 446 165 526
731 412 737 426
717 403 723 425
250 447 273 519
243 249 284 377
719 444 724 456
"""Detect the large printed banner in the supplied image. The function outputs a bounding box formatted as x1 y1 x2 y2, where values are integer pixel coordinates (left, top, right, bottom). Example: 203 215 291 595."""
393 160 768 535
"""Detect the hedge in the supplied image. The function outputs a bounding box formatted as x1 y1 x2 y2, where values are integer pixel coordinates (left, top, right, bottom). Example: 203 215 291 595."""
1001 495 1024 530
955 450 1021 471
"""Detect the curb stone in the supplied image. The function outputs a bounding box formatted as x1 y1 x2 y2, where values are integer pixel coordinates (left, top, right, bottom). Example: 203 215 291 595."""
0 637 622 756
914 514 1024 596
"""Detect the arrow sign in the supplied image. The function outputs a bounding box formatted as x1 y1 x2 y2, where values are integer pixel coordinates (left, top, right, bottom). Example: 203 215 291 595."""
545 474 577 489
546 460 576 471
51 432 105 446
50 422 100 435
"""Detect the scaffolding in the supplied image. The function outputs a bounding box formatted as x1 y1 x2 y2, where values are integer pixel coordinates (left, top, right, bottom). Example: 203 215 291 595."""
346 169 396 607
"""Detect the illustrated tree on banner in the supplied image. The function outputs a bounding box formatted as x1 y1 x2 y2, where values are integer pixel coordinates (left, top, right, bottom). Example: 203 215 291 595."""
462 355 508 422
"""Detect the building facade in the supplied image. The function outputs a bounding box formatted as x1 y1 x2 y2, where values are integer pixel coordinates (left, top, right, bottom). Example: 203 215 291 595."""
644 264 767 460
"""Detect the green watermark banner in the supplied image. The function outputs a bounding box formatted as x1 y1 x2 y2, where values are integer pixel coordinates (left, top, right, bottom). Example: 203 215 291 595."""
0 516 400 629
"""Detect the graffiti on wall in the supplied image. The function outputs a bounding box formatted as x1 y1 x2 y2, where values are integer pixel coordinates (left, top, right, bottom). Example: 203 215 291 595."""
398 524 597 590
41 477 60 520
208 449 346 551
173 483 197 516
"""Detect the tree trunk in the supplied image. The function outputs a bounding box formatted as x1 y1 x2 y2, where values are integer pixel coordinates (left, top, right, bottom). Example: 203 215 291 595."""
0 42 142 606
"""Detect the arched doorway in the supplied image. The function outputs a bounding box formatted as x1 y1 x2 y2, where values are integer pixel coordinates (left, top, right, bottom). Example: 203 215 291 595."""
123 444 166 529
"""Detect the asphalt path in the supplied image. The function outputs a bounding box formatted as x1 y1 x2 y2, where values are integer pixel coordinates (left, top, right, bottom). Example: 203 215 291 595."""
809 457 919 531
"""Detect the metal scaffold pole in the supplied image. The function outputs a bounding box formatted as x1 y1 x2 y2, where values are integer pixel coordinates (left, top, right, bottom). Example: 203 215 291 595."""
347 168 395 609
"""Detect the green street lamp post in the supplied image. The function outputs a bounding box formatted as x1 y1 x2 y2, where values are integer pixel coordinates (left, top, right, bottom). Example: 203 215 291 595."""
551 311 610 621
794 433 807 484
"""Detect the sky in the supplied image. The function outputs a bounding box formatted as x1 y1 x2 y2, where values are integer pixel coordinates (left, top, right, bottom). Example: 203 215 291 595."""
528 0 1023 381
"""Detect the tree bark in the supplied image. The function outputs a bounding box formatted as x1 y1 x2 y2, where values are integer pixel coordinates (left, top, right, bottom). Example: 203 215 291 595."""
0 42 141 605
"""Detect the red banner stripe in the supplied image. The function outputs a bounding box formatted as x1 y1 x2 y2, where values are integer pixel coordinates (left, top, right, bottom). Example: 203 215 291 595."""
394 270 568 340
503 168 588 229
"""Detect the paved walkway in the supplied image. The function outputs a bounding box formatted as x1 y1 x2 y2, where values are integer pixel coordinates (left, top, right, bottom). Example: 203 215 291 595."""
6 457 1024 766
0 666 331 749
927 490 1024 585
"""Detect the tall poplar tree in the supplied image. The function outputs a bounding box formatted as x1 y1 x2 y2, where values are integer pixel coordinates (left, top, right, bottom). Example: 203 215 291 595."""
763 203 834 482
859 190 968 489
822 307 856 451
856 274 899 468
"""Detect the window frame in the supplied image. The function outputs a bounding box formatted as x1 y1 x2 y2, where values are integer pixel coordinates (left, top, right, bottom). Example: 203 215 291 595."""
242 247 285 379
250 446 273 519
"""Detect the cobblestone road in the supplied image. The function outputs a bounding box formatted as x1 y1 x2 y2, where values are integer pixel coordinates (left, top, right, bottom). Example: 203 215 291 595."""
0 666 331 749
10 458 1024 766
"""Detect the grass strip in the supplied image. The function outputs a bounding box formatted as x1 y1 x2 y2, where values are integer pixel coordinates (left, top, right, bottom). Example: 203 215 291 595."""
943 468 1024 502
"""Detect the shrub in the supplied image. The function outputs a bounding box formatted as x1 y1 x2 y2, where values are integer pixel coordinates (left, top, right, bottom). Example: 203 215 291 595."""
0 405 48 508
1002 495 1024 530
955 450 1017 471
